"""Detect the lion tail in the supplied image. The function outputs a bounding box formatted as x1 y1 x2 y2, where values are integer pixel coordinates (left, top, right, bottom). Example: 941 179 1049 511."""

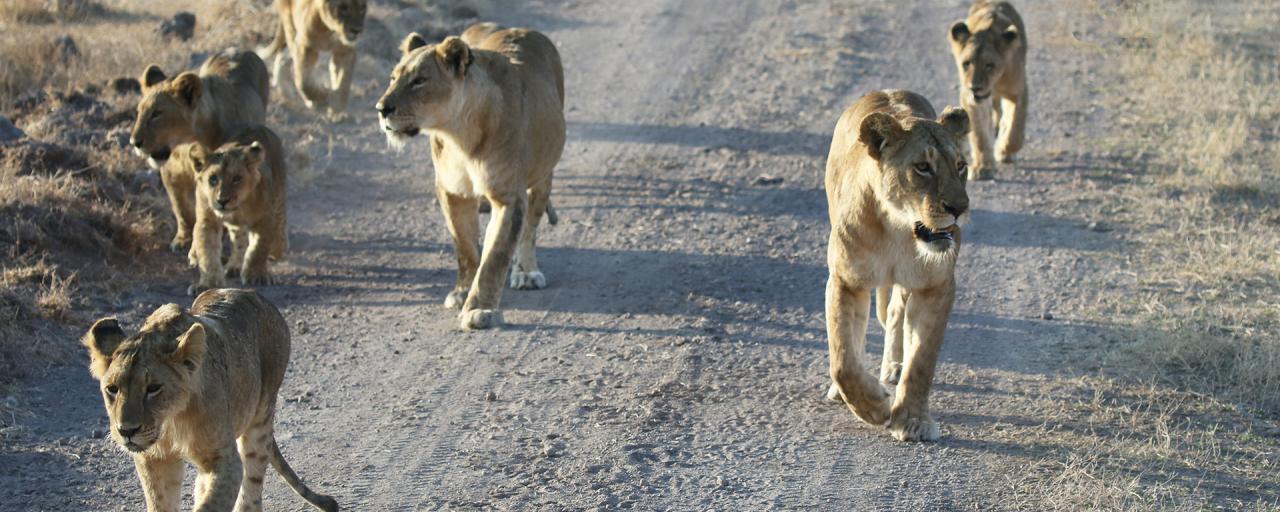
257 21 286 61
268 439 340 511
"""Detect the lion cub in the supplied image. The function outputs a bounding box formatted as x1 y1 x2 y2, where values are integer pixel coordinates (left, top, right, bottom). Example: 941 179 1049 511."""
130 49 270 251
375 24 565 330
260 0 367 118
948 0 1028 180
83 289 338 511
823 90 970 442
182 126 288 295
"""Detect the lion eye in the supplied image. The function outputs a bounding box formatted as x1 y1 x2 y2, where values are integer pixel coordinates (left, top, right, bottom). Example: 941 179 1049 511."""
105 384 119 397
146 384 162 397
957 162 968 178
209 175 220 186
962 60 971 68
914 162 933 176
150 111 162 121
986 63 995 71
410 76 427 87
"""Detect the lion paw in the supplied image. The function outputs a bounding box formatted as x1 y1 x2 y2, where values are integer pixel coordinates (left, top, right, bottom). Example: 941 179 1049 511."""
509 270 546 290
241 273 274 287
888 411 940 442
825 382 841 401
460 308 503 330
187 248 198 268
880 363 903 385
187 283 213 296
970 165 996 181
444 289 468 310
225 266 241 279
169 236 190 253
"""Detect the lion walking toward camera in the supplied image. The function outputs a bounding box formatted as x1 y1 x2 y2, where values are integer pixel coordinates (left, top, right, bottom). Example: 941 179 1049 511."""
948 0 1027 180
83 289 338 511
823 90 970 442
375 23 565 330
260 0 367 118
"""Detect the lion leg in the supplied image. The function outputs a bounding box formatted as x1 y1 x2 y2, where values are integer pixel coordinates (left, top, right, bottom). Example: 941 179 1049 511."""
438 186 481 310
327 48 356 120
509 184 549 290
224 225 248 279
996 87 1027 163
233 419 273 512
192 446 243 512
826 274 891 426
135 454 183 512
291 47 327 110
271 52 288 91
239 226 274 287
879 285 908 385
963 97 997 180
460 192 524 330
160 162 196 252
887 282 955 442
190 209 225 296
270 206 288 261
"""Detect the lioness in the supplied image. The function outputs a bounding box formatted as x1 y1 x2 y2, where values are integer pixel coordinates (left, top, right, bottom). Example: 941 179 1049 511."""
260 0 367 118
376 23 565 330
130 49 270 251
948 0 1027 180
184 126 288 296
83 289 338 511
823 90 970 442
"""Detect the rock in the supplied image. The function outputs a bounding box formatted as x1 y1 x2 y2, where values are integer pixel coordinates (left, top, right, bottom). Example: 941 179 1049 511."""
752 175 783 186
158 12 196 41
44 0 92 17
1086 221 1112 232
108 77 140 95
1040 311 1054 321
0 116 25 143
50 35 79 64
485 390 497 402
541 439 566 458
89 428 104 439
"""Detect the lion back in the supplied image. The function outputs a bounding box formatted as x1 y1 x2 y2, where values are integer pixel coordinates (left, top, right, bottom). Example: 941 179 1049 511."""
462 23 565 107
190 289 291 396
199 48 271 126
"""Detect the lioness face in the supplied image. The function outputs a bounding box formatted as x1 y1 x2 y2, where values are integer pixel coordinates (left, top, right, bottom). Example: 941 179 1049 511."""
949 20 1020 102
82 316 206 454
324 0 367 45
191 142 264 216
376 34 473 149
859 108 971 254
131 67 203 169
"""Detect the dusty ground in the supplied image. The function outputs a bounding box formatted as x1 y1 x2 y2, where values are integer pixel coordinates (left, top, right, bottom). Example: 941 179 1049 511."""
1 0 1277 510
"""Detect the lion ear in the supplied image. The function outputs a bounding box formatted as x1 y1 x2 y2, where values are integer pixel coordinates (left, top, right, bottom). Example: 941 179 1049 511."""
858 112 905 161
1001 25 1020 45
170 72 203 108
172 323 207 372
938 106 970 139
436 36 473 78
141 64 167 90
245 141 265 167
185 144 208 171
949 21 970 44
84 318 126 379
401 32 428 56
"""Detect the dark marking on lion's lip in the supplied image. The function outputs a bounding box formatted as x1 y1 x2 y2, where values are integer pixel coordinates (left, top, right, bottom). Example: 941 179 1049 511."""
149 147 171 161
913 222 954 243
971 93 990 101
401 127 421 137
124 441 144 452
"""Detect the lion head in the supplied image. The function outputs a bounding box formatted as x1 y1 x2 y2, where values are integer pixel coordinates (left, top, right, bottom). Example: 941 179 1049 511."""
321 0 366 45
82 310 206 453
375 33 474 149
130 66 204 169
190 141 265 216
858 107 971 254
948 13 1021 103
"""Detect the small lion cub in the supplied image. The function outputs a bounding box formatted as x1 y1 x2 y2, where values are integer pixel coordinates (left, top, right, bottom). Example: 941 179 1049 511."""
182 126 289 295
83 289 338 511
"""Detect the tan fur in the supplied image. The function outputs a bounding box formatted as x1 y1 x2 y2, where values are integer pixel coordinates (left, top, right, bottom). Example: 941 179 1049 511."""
948 0 1028 180
82 290 338 511
376 23 566 330
131 49 271 253
261 0 366 118
823 90 970 442
181 126 289 296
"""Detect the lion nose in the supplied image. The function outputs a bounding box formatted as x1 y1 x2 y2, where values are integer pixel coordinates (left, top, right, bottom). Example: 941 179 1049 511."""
376 102 394 116
349 28 362 36
943 201 967 219
117 425 140 439
217 199 230 208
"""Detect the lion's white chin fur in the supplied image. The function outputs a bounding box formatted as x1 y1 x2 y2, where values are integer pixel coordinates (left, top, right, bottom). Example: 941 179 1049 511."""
384 131 412 153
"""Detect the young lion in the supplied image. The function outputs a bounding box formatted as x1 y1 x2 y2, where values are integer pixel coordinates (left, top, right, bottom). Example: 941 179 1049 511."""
130 49 271 252
83 289 338 511
823 90 970 442
260 0 367 118
375 23 566 330
185 126 288 296
948 0 1027 180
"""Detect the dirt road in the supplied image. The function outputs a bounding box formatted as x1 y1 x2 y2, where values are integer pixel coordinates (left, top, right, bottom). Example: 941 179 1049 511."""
2 0 1130 509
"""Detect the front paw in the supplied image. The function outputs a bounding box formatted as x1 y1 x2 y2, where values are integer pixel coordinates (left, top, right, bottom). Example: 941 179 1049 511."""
825 382 841 401
444 289 468 310
888 409 940 442
970 163 996 181
187 248 198 268
880 362 903 385
327 109 352 123
509 270 546 290
459 308 503 330
241 271 274 287
187 282 216 296
831 375 891 426
169 235 190 253
225 266 241 278
996 149 1017 164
